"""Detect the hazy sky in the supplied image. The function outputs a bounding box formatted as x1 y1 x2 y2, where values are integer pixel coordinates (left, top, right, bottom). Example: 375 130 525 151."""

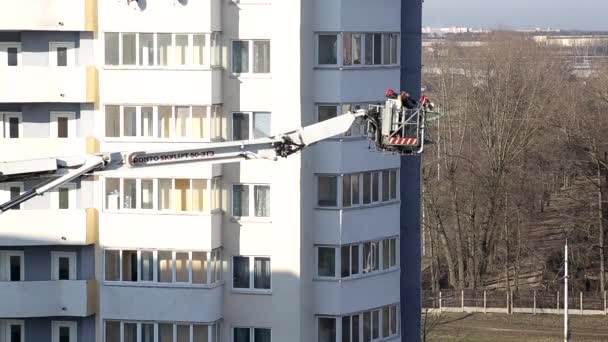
423 0 608 31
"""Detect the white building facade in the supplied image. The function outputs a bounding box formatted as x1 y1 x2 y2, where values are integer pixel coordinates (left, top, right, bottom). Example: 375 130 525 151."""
0 0 409 341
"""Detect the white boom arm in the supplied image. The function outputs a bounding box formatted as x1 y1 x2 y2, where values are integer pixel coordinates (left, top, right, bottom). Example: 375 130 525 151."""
0 110 367 214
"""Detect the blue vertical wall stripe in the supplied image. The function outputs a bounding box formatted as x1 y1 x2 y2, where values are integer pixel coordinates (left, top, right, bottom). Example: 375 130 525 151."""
400 0 422 340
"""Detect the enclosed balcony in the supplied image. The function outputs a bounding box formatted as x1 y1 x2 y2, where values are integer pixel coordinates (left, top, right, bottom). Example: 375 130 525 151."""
0 208 98 246
0 66 98 104
0 280 97 317
0 0 98 32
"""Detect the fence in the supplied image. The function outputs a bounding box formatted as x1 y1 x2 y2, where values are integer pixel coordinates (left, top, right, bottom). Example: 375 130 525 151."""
423 290 608 316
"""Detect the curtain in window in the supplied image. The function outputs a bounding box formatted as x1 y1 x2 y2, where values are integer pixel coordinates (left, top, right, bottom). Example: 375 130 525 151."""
192 252 208 284
253 40 270 73
232 185 249 217
254 185 270 217
232 41 249 73
343 33 352 65
254 257 271 289
158 251 172 283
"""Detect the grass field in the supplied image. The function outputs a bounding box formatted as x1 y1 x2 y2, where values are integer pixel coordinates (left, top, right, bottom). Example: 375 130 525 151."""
423 312 608 341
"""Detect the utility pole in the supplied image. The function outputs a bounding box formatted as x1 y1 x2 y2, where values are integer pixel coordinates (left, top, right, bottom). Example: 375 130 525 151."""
564 240 570 342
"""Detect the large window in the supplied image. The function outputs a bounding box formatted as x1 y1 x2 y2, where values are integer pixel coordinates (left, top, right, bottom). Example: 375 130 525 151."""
318 317 336 342
318 170 398 208
233 327 271 342
318 305 399 342
232 256 271 291
316 238 398 280
231 40 271 74
0 251 24 281
105 105 222 140
1 112 23 139
104 32 221 67
104 249 222 285
1 320 24 342
317 103 374 137
106 321 221 342
317 33 399 66
232 184 270 218
104 177 221 213
231 112 271 140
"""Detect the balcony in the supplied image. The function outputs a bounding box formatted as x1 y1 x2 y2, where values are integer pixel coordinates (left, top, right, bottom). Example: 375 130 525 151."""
0 280 97 317
0 66 98 104
100 211 222 250
313 67 399 103
0 209 98 246
101 283 222 322
310 139 400 174
314 202 400 245
314 270 399 315
101 68 221 105
0 137 99 162
0 0 97 32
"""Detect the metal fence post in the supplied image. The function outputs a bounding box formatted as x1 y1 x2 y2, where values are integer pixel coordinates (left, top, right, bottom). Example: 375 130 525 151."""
461 289 464 312
604 291 606 316
580 291 583 315
439 291 442 313
533 290 536 315
483 290 487 314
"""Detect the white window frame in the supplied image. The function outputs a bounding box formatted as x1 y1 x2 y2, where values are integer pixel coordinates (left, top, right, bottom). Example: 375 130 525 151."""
230 111 271 140
50 111 76 138
103 321 221 342
316 33 339 66
1 251 25 281
231 184 271 219
49 42 76 67
0 42 22 66
232 326 272 342
0 182 24 209
315 32 400 67
51 252 77 280
52 321 77 342
315 246 337 278
1 112 23 139
3 320 25 342
51 182 77 210
231 256 271 292
231 39 271 75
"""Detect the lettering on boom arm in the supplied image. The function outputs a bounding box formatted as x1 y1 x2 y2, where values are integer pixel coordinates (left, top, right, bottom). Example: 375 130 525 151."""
129 151 216 166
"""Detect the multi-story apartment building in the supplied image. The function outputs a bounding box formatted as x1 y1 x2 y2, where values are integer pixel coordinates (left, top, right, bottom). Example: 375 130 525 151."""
0 0 420 341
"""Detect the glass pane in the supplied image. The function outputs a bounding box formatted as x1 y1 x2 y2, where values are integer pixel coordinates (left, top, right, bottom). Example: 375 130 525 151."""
353 34 362 65
192 179 208 212
157 33 172 66
363 312 371 342
193 34 206 65
105 250 120 281
318 176 337 207
351 245 359 275
234 328 250 342
122 33 136 65
390 306 398 334
7 47 18 66
211 32 222 67
175 106 189 137
254 328 271 342
373 242 379 271
372 173 379 202
57 47 68 66
141 324 154 342
362 173 371 204
318 105 338 122
383 239 390 270
317 247 335 277
390 238 397 267
105 105 120 137
175 252 189 282
159 323 173 342
318 35 337 65
390 170 397 199
123 107 136 137
364 34 373 65
141 107 153 137
212 249 221 283
343 175 351 207
232 40 249 73
124 322 137 342
352 315 360 342
342 317 350 342
158 251 173 282
372 310 379 339
341 246 350 277
192 106 207 139
159 179 172 210
253 40 270 73
363 243 372 274
175 34 188 65
382 307 390 337
122 250 137 281
211 178 221 210
177 324 190 342
382 33 390 65
57 116 69 138
9 255 21 281
352 174 360 205
59 326 70 342
140 251 154 281
373 34 382 65
232 185 249 217
382 171 390 201
141 179 153 209
8 117 19 138
343 32 352 65
58 257 70 280
58 187 70 209
318 318 336 342
123 179 136 209
390 34 399 64
210 105 222 139
105 32 119 65
254 185 270 217
253 112 271 138
232 112 249 140
174 179 190 211
105 178 120 210
192 252 208 284
233 256 250 288
193 325 209 342
158 106 172 138
254 257 271 289
139 33 154 66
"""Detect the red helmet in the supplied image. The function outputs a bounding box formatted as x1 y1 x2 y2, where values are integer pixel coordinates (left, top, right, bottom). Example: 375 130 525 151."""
385 89 397 97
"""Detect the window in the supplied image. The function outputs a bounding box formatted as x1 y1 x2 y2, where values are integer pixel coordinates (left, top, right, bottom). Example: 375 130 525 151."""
157 33 171 66
318 176 337 207
232 256 271 291
231 112 271 140
363 241 379 274
122 33 136 65
105 249 221 285
49 42 75 67
1 43 21 66
318 317 336 342
50 112 76 138
319 170 398 209
52 321 77 342
5 321 24 342
139 33 154 66
317 104 370 137
318 34 337 65
234 327 271 342
105 321 221 342
318 247 335 277
51 252 76 280
232 40 271 74
1 251 24 281
232 184 270 218
105 33 119 65
52 183 76 209
1 112 22 139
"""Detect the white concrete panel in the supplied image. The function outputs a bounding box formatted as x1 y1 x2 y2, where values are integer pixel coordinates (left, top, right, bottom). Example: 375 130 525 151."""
0 138 92 162
0 280 96 317
313 68 400 103
0 0 90 32
313 0 400 32
314 270 399 315
0 67 91 103
314 203 400 245
311 139 400 174
101 69 221 105
101 284 223 322
100 212 222 250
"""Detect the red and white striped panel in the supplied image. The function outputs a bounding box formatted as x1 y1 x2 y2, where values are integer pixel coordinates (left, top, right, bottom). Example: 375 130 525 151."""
388 137 418 146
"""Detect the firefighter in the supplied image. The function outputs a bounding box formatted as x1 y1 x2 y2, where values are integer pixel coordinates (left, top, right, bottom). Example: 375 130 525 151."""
400 91 418 109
